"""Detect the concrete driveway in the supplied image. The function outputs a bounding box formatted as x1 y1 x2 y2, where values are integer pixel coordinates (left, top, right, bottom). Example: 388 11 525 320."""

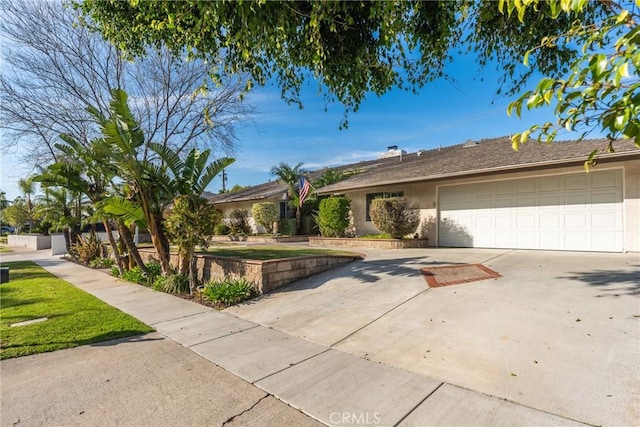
226 248 640 427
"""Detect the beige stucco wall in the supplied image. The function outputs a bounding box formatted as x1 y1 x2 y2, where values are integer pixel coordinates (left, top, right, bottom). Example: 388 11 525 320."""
342 158 640 252
623 160 639 252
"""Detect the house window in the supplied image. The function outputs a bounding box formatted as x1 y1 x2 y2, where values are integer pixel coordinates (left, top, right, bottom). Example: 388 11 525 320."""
366 191 404 221
279 201 288 219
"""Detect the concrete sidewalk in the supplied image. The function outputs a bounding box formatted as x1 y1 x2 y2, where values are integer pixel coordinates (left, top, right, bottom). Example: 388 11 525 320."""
2 251 589 427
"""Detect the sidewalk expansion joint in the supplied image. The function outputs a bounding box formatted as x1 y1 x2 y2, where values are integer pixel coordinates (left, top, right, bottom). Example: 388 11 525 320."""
252 347 332 384
393 382 444 427
221 393 270 426
182 324 262 348
481 249 516 264
329 287 431 348
148 309 214 326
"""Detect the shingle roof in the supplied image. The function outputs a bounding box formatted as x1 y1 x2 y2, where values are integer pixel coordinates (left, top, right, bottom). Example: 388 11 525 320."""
206 136 639 203
316 137 639 194
206 153 412 204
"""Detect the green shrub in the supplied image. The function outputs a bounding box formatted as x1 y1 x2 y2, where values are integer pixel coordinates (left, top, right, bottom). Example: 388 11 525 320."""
278 218 297 236
110 265 120 277
119 262 161 285
229 209 251 234
252 202 278 233
214 223 231 235
202 278 255 306
89 257 115 269
121 266 145 284
145 262 162 284
154 274 189 294
369 197 420 239
315 197 351 237
72 232 103 264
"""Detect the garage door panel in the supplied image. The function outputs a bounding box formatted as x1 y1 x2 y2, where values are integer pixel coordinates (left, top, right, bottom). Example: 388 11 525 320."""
495 181 515 195
517 180 536 194
564 213 587 229
438 170 623 252
539 178 562 192
591 170 619 188
540 213 561 228
565 175 587 190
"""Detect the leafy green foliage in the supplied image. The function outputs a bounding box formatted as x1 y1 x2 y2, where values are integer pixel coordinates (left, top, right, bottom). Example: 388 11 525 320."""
278 218 297 236
313 168 361 188
153 274 189 295
2 199 29 231
504 0 639 167
72 232 103 264
118 261 162 285
214 223 231 236
369 197 420 239
81 1 601 126
228 208 251 235
165 195 222 292
120 266 145 284
0 261 152 359
315 197 351 238
252 202 278 234
89 257 115 269
202 278 255 306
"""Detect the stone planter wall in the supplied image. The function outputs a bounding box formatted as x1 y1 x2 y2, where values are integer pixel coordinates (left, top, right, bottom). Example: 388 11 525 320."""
309 236 430 249
8 234 52 250
209 235 309 244
137 248 360 294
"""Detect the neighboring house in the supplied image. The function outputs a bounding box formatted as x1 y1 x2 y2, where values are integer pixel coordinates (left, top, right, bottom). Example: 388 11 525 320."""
207 153 410 233
206 181 291 233
316 136 639 253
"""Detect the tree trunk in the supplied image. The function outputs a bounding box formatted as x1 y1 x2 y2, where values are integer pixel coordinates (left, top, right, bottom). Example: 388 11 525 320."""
295 206 301 235
179 251 190 276
148 214 171 276
118 222 147 273
188 252 198 294
103 219 124 275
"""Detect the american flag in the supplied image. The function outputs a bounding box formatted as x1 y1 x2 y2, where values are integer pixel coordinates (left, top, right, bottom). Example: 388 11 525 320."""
298 176 310 205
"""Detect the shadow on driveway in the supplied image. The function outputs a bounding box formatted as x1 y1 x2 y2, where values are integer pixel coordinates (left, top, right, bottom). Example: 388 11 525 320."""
559 266 640 296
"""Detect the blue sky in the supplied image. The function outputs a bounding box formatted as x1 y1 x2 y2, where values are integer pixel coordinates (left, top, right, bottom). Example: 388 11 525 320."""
1 52 577 200
217 56 573 194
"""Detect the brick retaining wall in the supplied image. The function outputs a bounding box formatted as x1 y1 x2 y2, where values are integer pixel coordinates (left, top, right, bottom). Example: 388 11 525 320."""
309 237 429 249
137 249 360 294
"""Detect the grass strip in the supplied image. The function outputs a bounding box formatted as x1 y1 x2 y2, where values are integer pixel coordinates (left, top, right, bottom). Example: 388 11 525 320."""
0 261 153 360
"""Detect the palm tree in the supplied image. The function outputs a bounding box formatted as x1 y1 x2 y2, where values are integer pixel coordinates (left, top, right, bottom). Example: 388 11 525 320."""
153 143 233 287
270 162 308 233
35 186 81 252
18 176 36 233
35 136 128 274
90 89 176 276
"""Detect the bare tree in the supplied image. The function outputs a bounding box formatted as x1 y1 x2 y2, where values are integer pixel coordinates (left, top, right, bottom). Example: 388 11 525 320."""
0 0 252 166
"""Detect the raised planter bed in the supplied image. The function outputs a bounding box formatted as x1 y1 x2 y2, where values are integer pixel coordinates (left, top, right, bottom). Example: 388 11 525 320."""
309 236 430 249
209 235 309 244
136 248 361 294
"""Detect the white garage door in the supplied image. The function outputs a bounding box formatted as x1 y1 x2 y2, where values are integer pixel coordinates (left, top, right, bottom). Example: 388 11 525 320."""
438 170 623 252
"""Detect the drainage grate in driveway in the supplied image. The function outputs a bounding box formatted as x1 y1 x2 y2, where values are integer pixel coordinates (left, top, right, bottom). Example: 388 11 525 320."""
420 264 502 288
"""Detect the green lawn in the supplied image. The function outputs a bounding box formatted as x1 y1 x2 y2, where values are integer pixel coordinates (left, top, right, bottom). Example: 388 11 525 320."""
0 261 153 360
0 246 12 253
197 246 360 260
